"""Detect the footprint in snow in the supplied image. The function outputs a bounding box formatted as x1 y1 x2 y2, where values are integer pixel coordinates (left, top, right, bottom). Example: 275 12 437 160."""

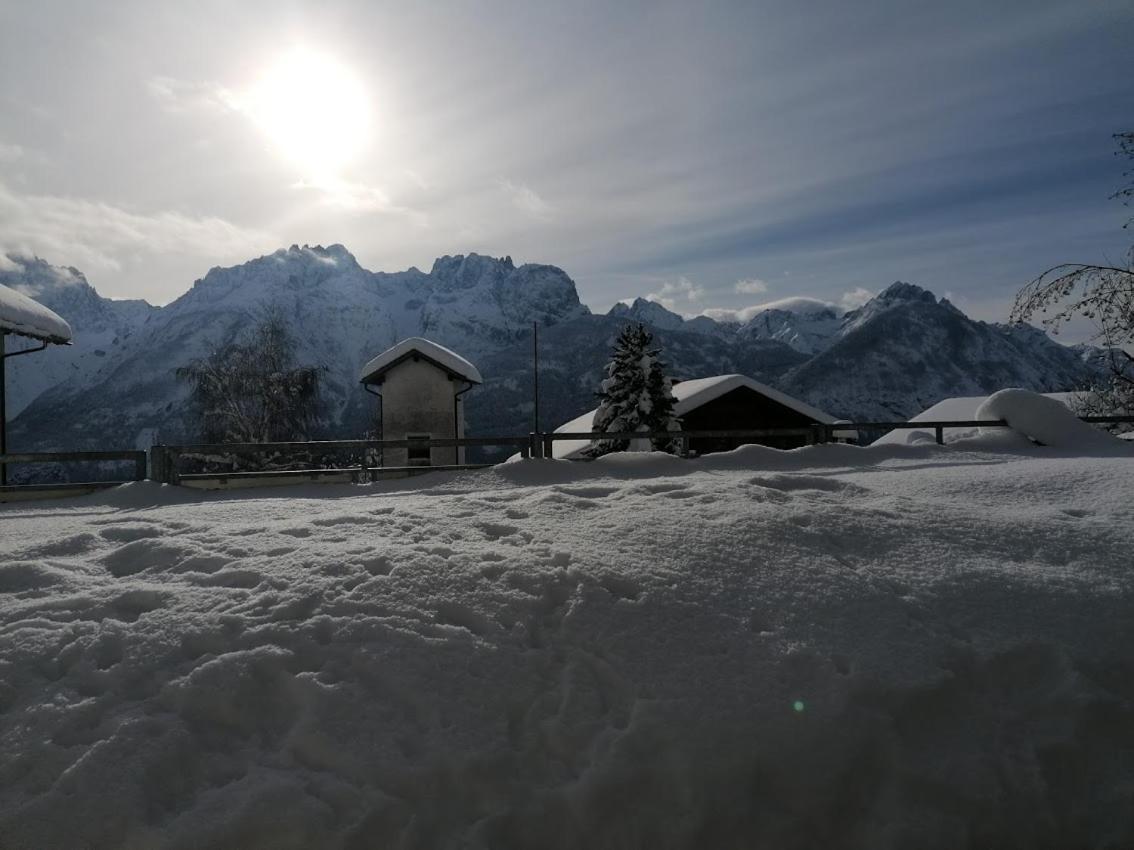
478 522 519 541
312 515 373 527
19 533 100 558
1060 508 1093 519
98 525 164 543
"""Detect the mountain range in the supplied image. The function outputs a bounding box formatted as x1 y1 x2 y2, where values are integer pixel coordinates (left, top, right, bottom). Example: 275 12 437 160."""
2 246 1104 461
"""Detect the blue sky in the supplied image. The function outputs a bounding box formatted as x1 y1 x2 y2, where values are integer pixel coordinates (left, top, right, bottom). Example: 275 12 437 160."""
0 0 1129 329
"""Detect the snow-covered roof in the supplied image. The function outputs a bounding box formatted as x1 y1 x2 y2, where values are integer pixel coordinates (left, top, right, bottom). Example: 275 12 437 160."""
0 282 72 344
359 337 482 385
551 374 844 459
873 391 1084 446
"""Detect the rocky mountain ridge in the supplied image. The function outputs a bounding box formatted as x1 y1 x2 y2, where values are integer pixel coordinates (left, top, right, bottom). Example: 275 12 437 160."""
3 247 1105 458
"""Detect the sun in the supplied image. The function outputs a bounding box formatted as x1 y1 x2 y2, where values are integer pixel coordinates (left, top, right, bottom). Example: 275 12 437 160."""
244 48 372 179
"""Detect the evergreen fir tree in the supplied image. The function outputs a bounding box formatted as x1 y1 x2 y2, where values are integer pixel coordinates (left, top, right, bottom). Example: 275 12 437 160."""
586 323 679 457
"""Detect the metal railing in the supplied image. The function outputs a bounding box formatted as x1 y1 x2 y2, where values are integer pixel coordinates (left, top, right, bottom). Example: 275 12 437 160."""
542 416 1134 457
151 435 533 485
3 414 1132 496
0 449 148 493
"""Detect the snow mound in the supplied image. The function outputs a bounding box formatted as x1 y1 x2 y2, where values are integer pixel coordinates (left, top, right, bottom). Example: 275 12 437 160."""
2 444 1133 848
976 388 1129 452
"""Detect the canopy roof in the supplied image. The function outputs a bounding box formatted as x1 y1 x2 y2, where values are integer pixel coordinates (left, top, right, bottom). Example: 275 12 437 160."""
551 373 847 459
0 283 72 344
359 337 482 385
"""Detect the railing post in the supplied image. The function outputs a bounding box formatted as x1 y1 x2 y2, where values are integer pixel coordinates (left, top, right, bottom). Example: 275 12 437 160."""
935 425 944 445
679 434 690 459
529 432 539 459
358 448 370 484
542 433 554 460
520 438 530 460
150 445 164 483
168 449 180 486
134 451 147 482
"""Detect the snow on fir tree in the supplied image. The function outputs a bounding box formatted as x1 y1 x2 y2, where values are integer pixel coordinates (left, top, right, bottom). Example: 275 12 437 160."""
586 323 680 457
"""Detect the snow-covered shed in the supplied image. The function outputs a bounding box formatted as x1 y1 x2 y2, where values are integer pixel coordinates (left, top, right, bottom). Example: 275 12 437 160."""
873 391 1084 446
551 374 855 459
2 282 73 484
358 337 482 466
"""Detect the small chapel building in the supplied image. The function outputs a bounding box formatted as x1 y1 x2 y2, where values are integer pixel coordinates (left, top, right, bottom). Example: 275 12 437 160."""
358 338 482 467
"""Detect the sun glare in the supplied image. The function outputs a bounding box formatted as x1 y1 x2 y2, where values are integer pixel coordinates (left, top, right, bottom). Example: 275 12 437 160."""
244 48 372 178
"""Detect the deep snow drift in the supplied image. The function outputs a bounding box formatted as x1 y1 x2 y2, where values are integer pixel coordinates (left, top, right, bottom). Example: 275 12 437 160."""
1 437 1133 849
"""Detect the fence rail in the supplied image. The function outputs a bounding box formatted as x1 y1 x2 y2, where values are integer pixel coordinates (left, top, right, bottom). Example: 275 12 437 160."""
0 449 148 492
151 436 533 485
4 414 1133 496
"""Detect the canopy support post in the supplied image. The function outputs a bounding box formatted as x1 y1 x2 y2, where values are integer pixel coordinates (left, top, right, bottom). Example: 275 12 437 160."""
1 332 6 486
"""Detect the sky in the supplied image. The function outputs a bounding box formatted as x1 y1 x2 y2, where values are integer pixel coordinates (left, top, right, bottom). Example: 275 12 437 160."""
0 0 1130 328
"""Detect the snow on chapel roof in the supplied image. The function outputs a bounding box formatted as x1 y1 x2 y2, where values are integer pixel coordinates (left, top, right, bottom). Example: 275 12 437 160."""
358 337 482 385
550 374 843 459
0 282 72 344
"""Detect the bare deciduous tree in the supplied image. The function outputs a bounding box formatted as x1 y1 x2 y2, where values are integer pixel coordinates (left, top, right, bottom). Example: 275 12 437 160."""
176 310 323 445
1011 132 1134 422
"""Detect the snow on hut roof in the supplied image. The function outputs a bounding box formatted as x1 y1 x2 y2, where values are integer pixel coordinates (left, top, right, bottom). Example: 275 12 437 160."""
0 282 72 344
550 374 845 460
872 391 1085 446
358 337 482 385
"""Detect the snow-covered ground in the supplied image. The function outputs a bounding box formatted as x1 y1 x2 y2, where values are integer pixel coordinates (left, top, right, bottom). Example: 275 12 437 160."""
2 435 1133 848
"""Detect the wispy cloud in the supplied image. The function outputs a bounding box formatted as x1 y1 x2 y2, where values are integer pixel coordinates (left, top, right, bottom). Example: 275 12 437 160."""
702 296 839 324
147 75 236 113
291 177 427 224
734 278 769 295
499 179 551 217
645 276 705 313
0 142 24 163
839 287 874 310
0 180 276 283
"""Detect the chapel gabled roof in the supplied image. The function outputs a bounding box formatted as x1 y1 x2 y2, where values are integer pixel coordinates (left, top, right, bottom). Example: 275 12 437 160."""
358 337 482 385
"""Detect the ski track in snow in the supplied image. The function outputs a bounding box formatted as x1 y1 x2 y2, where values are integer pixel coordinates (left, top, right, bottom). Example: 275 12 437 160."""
1 441 1133 849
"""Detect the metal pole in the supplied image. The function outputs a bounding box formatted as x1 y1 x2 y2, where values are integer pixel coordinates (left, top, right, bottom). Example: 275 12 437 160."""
532 321 540 455
1 332 6 486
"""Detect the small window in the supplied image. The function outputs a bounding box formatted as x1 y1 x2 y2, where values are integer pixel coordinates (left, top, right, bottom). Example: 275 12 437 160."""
406 433 431 466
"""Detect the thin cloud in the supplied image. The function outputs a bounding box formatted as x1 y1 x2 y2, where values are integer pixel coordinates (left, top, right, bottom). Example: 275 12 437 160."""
840 287 875 310
702 295 839 324
499 179 551 217
734 278 769 295
645 276 705 312
147 75 236 113
291 177 427 224
0 180 277 280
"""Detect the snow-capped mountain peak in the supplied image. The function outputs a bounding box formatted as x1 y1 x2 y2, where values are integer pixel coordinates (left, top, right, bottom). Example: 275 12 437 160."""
6 251 1107 458
607 297 687 330
1 254 157 418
